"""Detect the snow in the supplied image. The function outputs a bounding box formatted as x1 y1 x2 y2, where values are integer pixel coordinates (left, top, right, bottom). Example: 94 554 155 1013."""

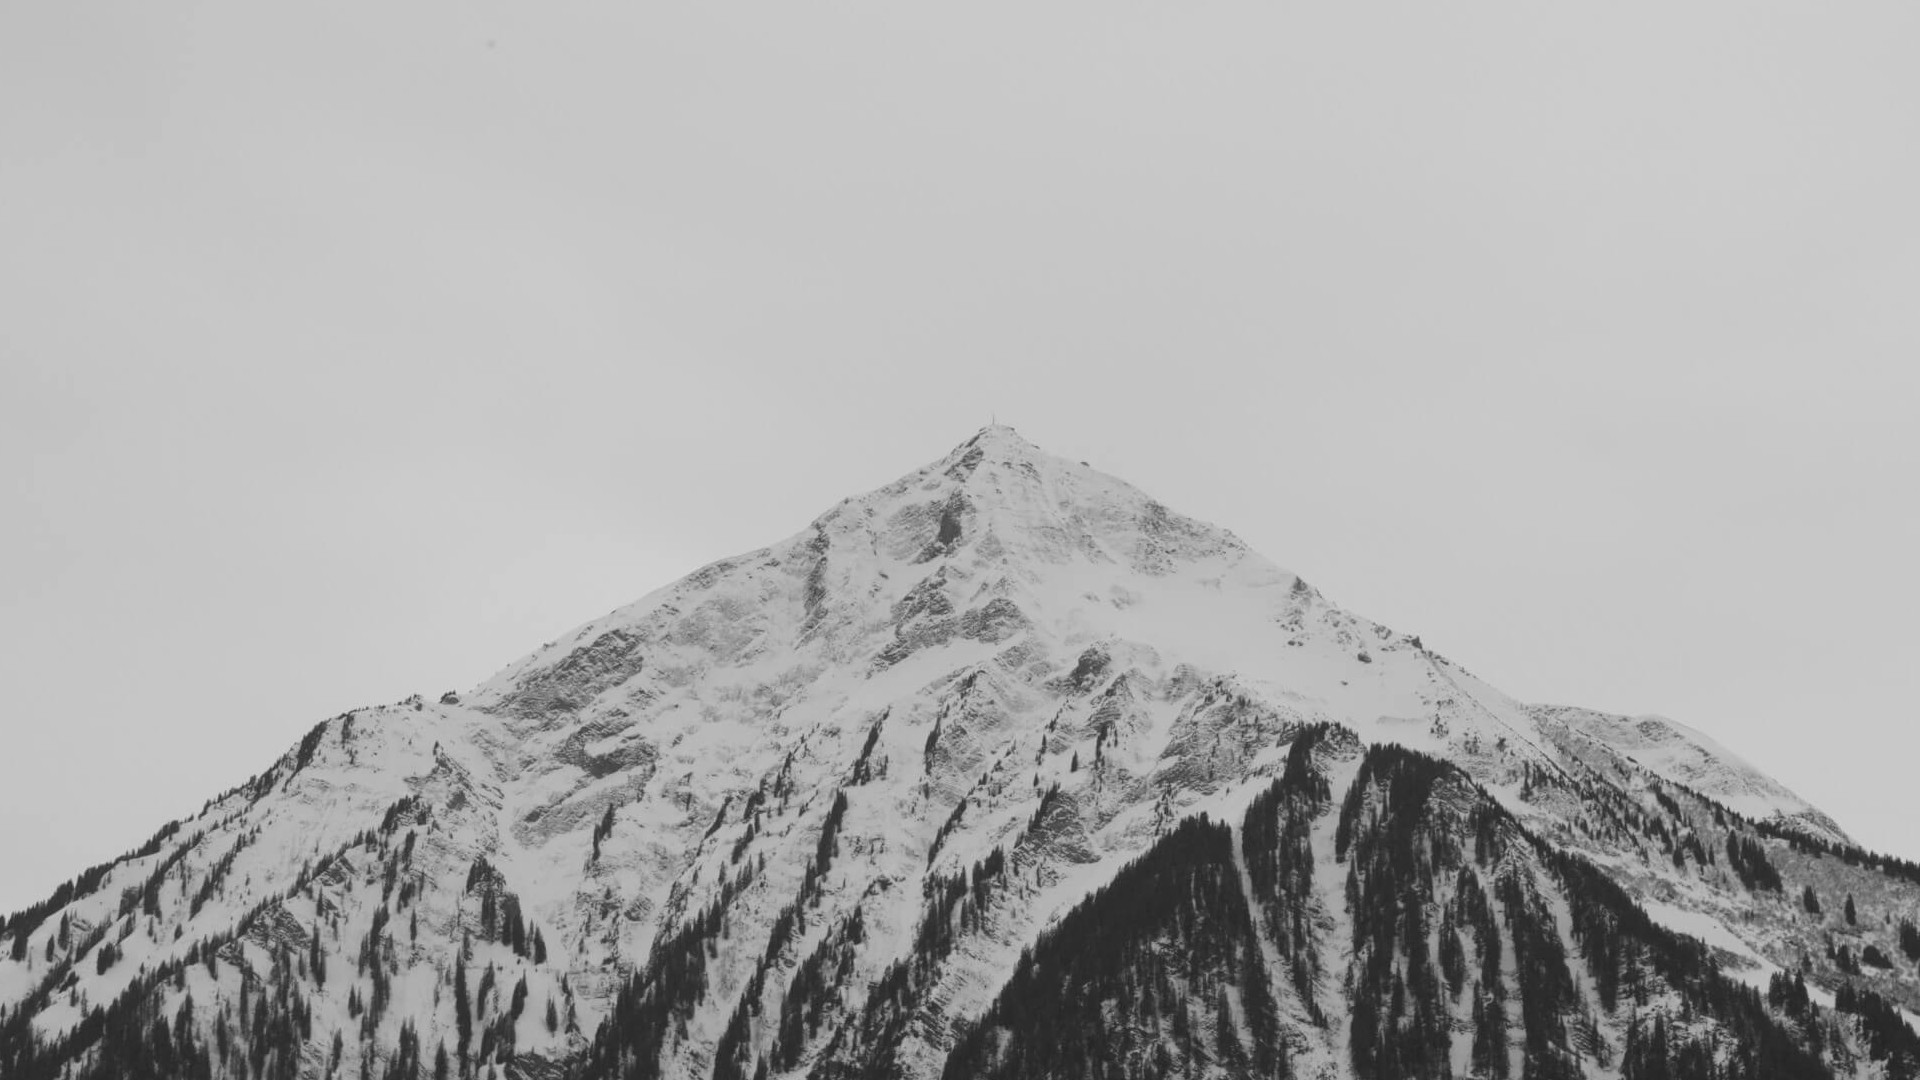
1530 703 1845 843
1641 900 1772 969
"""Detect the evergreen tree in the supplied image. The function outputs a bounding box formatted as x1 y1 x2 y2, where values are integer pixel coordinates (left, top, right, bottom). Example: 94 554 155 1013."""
455 954 473 1067
477 964 496 1020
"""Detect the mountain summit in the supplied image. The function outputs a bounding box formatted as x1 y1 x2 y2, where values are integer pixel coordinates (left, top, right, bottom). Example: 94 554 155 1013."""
1 428 1908 1080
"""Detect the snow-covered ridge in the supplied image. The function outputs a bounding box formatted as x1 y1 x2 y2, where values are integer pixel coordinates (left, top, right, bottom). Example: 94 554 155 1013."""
1529 704 1847 845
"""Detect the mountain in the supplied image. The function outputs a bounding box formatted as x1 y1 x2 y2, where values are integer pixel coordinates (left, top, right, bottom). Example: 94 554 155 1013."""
4 425 1918 1080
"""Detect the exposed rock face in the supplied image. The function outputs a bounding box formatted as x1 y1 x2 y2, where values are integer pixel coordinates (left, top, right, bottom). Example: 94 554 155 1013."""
3 426 1914 1080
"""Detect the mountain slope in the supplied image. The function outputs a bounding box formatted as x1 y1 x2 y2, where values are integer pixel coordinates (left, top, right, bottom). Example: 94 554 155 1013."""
3 426 1915 1080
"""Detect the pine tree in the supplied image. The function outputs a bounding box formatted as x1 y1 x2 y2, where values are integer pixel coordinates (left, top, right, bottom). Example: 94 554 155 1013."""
1846 894 1858 926
477 963 496 1019
455 954 473 1067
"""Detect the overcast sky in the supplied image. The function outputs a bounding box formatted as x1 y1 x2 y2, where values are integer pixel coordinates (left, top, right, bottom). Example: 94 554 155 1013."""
3 3 1917 913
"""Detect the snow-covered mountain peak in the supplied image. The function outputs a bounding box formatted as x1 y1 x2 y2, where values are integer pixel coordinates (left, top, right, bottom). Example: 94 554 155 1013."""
469 427 1268 718
924 423 1063 483
5 427 1907 1080
818 424 1250 575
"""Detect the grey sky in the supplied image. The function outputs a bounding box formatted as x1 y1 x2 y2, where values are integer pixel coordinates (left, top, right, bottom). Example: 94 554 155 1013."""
3 3 1917 912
